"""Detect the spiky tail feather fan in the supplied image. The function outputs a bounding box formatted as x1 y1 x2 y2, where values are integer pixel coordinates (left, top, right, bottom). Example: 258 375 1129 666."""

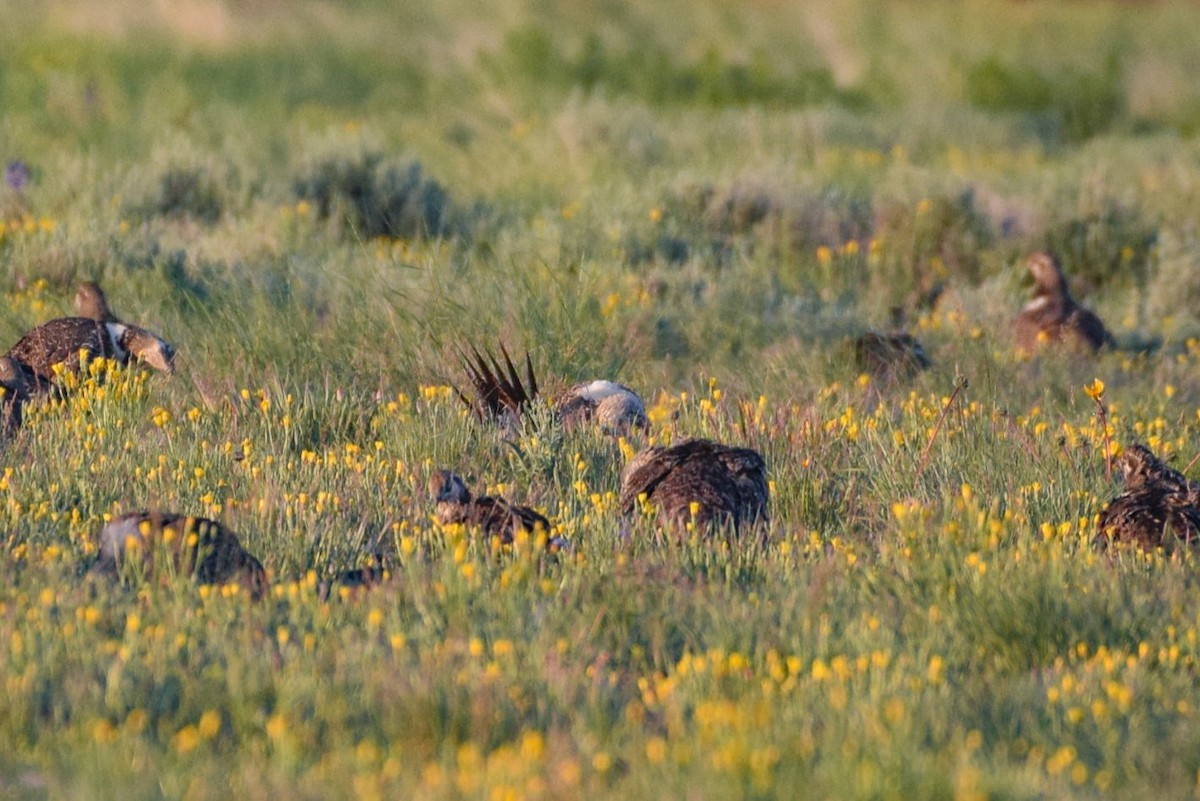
455 341 539 420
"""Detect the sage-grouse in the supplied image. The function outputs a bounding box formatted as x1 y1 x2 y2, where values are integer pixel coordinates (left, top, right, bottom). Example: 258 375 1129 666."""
853 307 930 379
1096 444 1200 552
619 437 769 532
457 342 647 435
1014 252 1114 354
432 469 558 546
92 511 268 599
6 317 175 384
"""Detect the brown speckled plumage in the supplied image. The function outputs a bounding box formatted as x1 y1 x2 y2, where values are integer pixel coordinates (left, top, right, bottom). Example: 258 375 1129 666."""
6 317 175 383
1096 445 1200 552
1014 252 1114 354
457 342 647 434
432 470 552 544
8 318 112 381
91 511 267 600
620 438 769 532
1112 445 1197 495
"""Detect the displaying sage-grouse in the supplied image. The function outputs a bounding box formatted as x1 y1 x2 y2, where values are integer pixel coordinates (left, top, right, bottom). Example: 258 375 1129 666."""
91 511 268 599
75 280 119 323
619 437 769 533
432 469 560 547
0 355 30 435
1014 252 1114 354
1096 444 1200 552
457 342 648 435
6 316 175 385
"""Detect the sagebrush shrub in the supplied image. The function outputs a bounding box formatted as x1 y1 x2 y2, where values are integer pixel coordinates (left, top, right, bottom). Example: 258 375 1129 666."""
293 152 463 240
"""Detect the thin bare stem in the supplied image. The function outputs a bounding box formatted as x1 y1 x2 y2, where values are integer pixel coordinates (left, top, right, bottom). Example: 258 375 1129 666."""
1093 398 1111 481
916 376 968 478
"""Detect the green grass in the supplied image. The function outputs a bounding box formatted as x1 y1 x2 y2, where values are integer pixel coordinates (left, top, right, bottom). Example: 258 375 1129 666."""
4 0 1200 798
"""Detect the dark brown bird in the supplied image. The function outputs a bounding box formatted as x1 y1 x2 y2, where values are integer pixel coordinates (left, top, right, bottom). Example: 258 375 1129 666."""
853 332 930 379
0 355 30 436
619 438 769 533
1112 444 1200 499
75 281 119 323
1096 445 1200 552
91 511 268 600
6 317 175 384
319 554 391 600
432 469 556 546
1014 252 1114 354
852 306 929 380
457 342 648 435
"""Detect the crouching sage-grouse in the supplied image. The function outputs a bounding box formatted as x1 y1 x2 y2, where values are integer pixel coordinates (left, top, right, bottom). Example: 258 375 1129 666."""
457 342 648 435
1096 444 1200 553
91 511 268 600
852 306 930 381
620 438 769 534
853 331 929 381
1014 252 1114 355
431 469 565 549
6 313 175 389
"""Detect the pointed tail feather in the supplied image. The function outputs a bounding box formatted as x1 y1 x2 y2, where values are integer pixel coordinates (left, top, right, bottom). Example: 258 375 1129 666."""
525 350 538 398
497 342 535 408
456 340 539 420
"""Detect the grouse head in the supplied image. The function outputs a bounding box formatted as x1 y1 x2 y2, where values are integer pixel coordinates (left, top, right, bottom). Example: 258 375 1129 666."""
0 356 28 396
595 392 650 435
113 324 176 375
76 281 116 322
431 470 472 505
1026 252 1068 299
1115 444 1164 490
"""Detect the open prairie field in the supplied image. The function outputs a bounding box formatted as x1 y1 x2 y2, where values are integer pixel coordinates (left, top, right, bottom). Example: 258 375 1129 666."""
5 0 1200 798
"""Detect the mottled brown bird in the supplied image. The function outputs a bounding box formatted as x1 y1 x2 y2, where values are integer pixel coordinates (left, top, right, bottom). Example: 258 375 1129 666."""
6 317 175 384
1096 445 1200 552
1120 444 1200 508
1014 252 1114 354
847 303 931 384
854 332 930 379
853 306 930 379
91 511 268 600
432 469 555 545
619 438 769 533
75 281 118 323
1111 444 1198 496
457 342 648 435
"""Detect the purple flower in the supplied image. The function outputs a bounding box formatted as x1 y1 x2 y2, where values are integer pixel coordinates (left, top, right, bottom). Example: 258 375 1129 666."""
5 161 30 192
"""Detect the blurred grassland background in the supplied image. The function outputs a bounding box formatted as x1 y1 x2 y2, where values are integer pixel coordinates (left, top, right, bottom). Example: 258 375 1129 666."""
4 1 1200 799
2 0 1199 398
